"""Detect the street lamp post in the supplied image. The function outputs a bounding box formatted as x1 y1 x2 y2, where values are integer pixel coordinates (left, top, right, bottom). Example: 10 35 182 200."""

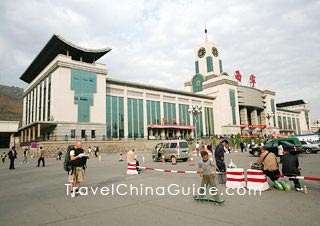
314 120 320 133
265 111 274 135
188 105 202 150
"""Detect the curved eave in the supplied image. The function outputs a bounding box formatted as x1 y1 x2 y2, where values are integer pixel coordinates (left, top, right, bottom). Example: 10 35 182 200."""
20 34 111 84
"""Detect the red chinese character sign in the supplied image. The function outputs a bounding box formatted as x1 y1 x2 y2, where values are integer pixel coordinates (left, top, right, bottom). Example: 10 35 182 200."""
234 70 242 82
249 74 256 87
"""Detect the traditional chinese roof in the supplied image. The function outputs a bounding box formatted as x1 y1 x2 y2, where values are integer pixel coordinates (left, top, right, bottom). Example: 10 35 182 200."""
20 34 111 83
276 99 307 108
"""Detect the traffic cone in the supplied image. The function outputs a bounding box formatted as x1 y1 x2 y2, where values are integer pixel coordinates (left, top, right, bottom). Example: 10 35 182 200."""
142 155 145 164
99 155 102 161
303 185 308 195
119 153 124 161
189 156 194 166
162 154 165 164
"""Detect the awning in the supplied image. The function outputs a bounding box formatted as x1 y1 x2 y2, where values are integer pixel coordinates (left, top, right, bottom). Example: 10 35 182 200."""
148 124 195 130
240 124 267 129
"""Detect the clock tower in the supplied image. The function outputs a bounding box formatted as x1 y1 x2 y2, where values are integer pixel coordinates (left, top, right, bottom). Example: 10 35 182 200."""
194 28 223 76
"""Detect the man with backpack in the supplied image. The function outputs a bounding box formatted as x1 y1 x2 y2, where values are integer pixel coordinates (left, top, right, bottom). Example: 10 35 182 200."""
68 141 88 198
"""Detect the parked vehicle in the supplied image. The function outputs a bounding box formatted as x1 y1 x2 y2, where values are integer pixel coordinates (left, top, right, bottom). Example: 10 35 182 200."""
300 140 319 154
152 140 189 162
249 139 301 157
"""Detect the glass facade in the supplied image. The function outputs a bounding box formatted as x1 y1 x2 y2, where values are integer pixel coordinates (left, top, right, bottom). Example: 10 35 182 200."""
206 56 213 72
195 61 199 74
283 117 287 129
219 59 223 73
43 79 47 121
163 102 176 125
204 107 214 136
71 69 97 122
271 98 276 126
288 117 292 129
147 100 161 125
178 104 190 125
106 95 124 139
47 75 51 120
38 83 42 121
292 118 297 131
278 116 282 129
229 89 237 125
194 113 203 137
127 98 144 138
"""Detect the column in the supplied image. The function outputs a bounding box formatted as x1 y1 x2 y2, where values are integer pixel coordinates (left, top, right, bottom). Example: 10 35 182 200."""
240 107 248 125
32 126 36 140
28 128 31 142
37 124 41 138
251 109 258 125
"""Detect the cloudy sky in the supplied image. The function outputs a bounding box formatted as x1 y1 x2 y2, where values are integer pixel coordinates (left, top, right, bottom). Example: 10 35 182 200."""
1 0 319 122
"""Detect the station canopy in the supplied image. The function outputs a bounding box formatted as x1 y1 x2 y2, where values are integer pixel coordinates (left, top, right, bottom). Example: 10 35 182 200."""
20 34 111 84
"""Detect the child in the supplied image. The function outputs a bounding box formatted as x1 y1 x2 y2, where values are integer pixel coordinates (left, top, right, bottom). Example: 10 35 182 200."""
1 152 6 163
197 151 224 202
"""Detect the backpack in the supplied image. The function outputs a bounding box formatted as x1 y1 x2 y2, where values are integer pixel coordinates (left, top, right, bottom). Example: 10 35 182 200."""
63 145 75 172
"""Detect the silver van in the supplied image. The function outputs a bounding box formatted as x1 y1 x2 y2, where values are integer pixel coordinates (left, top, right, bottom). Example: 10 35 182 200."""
152 140 190 162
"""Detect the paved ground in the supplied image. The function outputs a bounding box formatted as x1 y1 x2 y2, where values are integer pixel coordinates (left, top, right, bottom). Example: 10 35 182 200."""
0 150 319 226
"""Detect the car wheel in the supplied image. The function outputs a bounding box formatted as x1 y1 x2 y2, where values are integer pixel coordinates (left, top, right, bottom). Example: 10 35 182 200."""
305 148 311 154
253 150 260 157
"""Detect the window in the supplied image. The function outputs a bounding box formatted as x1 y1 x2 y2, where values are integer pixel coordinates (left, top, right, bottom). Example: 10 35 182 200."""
219 59 223 73
206 56 213 72
179 142 189 148
81 130 86 139
170 143 177 148
71 129 76 139
195 61 199 74
91 130 95 138
229 89 237 125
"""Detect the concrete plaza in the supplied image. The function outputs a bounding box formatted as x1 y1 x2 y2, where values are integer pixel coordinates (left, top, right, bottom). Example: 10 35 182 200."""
0 149 319 226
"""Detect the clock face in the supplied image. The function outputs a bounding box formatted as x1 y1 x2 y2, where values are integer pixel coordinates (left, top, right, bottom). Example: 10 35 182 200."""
197 47 206 58
212 47 219 57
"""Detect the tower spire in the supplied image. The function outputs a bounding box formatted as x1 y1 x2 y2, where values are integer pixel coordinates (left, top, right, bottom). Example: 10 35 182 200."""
204 23 208 42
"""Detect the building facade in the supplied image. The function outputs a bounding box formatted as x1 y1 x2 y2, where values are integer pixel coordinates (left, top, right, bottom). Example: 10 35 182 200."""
18 33 311 144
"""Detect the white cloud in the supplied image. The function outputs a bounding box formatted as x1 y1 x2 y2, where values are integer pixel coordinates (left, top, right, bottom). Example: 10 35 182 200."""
0 0 319 121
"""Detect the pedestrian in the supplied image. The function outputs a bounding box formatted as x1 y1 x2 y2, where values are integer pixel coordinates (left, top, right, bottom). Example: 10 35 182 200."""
196 151 224 202
257 146 282 189
69 141 89 198
127 149 140 173
57 149 62 161
21 149 28 164
8 147 17 170
278 142 284 164
195 142 200 156
240 141 244 152
94 146 99 158
1 152 7 163
215 139 228 185
282 149 302 191
88 146 92 157
37 147 45 167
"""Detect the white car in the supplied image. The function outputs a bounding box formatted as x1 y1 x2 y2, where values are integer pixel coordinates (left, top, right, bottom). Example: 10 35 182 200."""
300 140 319 154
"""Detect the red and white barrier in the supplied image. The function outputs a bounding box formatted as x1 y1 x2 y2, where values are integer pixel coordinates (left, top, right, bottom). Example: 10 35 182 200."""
276 175 320 181
247 169 269 191
127 162 138 175
226 168 246 188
